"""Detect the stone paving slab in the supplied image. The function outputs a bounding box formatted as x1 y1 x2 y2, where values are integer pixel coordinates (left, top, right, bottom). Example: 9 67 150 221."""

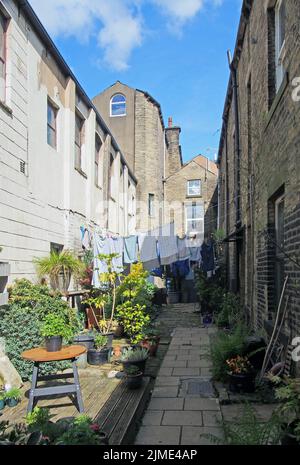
172 367 200 376
135 426 181 445
181 426 223 445
184 398 220 411
156 376 180 386
148 397 184 411
203 411 222 427
162 411 203 426
142 411 164 426
152 386 179 398
135 304 223 445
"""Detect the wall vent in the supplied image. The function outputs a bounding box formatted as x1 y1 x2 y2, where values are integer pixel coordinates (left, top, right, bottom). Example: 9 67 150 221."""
20 160 26 174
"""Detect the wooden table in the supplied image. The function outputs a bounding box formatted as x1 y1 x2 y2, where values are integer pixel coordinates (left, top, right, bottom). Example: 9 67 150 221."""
22 345 87 414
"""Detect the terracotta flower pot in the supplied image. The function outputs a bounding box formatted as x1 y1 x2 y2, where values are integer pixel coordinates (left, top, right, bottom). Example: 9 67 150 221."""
114 346 122 357
140 337 160 357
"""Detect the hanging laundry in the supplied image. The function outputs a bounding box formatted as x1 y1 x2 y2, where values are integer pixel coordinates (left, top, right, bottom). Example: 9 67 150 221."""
109 236 124 273
177 237 191 261
151 267 163 278
123 235 138 264
92 233 110 288
158 235 178 266
189 246 202 262
82 229 91 250
171 259 190 278
201 241 215 273
138 234 159 271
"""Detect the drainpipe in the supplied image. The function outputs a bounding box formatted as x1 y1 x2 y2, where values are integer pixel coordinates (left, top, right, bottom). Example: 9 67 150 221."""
227 50 241 292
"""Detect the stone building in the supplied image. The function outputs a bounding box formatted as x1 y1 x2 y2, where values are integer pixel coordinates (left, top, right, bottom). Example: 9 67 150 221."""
164 141 218 241
93 82 165 233
217 0 300 370
93 84 218 238
0 0 137 283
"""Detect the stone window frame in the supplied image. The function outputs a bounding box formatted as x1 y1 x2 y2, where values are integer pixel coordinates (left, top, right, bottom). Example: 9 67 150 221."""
187 179 202 197
47 98 58 150
148 193 155 217
0 8 8 103
185 201 204 235
95 132 103 189
274 0 286 92
74 110 86 176
110 93 127 118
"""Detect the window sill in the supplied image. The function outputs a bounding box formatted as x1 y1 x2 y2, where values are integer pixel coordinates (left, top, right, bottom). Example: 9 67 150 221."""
0 100 13 116
186 195 202 199
265 72 289 131
75 167 88 179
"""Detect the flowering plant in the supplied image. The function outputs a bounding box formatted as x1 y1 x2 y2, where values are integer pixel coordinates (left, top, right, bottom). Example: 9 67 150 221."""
226 355 253 375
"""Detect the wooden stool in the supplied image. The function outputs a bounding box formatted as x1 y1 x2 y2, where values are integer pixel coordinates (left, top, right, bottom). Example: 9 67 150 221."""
22 345 87 414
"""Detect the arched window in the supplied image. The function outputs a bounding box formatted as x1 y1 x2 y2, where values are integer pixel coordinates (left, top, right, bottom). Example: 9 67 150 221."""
110 94 126 117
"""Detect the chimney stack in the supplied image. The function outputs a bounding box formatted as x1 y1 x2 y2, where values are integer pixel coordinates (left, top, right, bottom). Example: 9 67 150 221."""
168 117 173 128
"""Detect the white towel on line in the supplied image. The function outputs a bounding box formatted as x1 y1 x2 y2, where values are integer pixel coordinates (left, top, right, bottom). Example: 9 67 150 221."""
177 237 191 261
138 234 159 271
158 235 178 265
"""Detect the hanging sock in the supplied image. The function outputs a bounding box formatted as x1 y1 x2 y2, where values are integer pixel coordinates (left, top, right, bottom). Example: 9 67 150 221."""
123 236 138 264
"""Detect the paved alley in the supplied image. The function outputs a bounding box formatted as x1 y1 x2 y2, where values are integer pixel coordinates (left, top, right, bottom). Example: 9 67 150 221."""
135 304 223 445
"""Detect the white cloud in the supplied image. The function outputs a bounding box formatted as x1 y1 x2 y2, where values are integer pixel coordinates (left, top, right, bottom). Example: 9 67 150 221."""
29 0 222 71
29 0 143 71
151 0 223 31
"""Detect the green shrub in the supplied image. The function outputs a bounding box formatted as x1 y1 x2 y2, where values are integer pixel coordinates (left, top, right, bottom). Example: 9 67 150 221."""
40 313 74 340
0 279 80 381
116 301 151 344
210 323 250 381
216 292 242 328
203 403 282 445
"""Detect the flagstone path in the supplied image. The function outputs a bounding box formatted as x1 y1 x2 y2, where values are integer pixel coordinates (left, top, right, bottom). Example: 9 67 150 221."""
135 304 223 445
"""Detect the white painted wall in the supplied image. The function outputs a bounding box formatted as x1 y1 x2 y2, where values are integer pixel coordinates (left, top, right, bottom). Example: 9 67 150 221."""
0 0 136 284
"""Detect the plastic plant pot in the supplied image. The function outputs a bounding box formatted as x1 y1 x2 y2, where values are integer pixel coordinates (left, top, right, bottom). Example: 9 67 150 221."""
122 359 147 375
126 373 143 390
45 336 63 352
228 372 256 393
0 399 5 410
74 333 95 350
87 348 110 366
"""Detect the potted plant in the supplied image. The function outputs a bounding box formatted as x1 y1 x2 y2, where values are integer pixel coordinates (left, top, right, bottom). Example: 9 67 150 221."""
0 391 5 410
74 329 95 350
5 387 21 407
271 376 300 445
40 313 73 352
34 250 85 293
121 347 149 375
125 366 143 390
140 326 161 357
226 355 256 393
87 334 109 366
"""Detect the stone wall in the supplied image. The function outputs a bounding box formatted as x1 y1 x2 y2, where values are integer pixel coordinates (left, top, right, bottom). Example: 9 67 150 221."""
218 0 300 368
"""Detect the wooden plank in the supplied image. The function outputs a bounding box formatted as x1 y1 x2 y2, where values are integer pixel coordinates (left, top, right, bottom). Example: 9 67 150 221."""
110 377 151 445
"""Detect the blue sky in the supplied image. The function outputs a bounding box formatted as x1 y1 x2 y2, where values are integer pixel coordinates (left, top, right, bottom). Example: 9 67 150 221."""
30 0 242 162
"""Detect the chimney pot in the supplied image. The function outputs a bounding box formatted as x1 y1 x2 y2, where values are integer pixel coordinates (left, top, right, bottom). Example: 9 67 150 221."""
168 117 173 128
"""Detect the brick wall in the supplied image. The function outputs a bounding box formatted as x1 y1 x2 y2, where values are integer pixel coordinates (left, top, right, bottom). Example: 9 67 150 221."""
218 0 300 366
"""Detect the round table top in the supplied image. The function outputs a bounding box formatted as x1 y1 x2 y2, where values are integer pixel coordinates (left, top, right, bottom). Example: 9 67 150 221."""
22 345 87 362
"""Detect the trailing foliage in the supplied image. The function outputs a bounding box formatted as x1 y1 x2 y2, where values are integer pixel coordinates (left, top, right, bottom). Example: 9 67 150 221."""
1 409 104 445
210 323 250 381
0 279 81 381
202 403 282 445
216 292 242 328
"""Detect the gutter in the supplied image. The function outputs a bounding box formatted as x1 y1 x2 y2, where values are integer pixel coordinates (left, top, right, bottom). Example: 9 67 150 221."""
217 0 252 164
16 0 137 185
